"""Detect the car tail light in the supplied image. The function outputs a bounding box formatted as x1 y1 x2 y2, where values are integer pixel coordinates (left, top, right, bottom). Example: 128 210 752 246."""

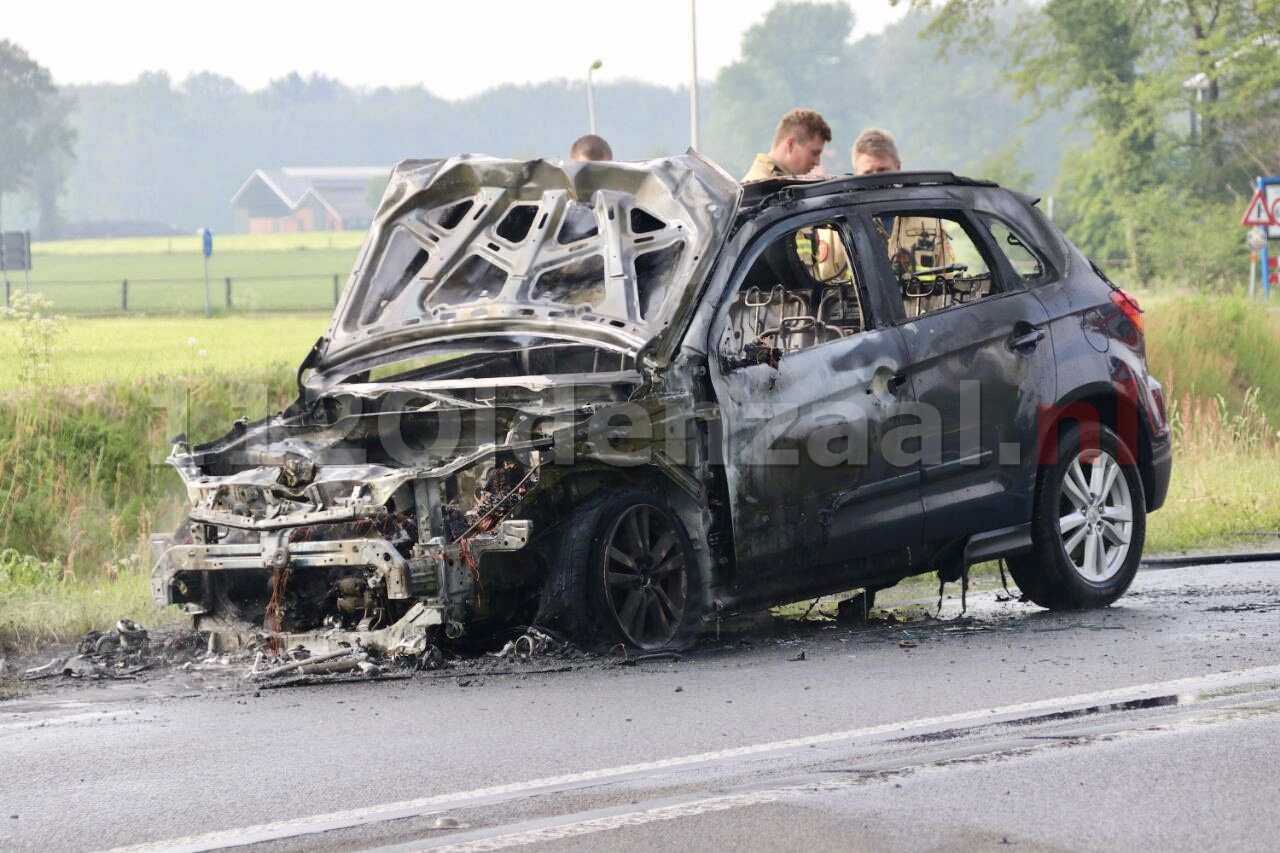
1151 382 1168 429
1110 290 1144 334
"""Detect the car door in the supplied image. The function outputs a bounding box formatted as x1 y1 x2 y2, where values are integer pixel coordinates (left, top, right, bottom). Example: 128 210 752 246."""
854 201 1057 542
705 208 923 602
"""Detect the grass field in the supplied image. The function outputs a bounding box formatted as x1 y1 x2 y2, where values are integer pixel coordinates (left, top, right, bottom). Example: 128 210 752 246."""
9 232 365 314
0 313 330 392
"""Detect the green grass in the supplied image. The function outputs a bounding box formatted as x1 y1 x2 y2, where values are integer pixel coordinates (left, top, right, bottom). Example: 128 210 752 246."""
1138 293 1280 551
11 232 365 314
1145 389 1280 552
1141 293 1280 425
0 313 329 392
0 550 184 650
0 365 299 651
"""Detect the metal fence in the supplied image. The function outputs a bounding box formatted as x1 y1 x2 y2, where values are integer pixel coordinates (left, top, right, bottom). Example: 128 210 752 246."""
4 272 348 315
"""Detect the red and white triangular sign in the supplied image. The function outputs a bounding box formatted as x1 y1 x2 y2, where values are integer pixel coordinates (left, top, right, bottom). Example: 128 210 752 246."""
1241 189 1274 226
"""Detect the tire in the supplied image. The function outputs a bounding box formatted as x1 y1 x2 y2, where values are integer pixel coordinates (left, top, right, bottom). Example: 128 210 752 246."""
1008 421 1146 609
547 489 704 650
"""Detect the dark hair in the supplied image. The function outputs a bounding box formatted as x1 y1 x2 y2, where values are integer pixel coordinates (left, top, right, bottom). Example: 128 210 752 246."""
570 134 613 161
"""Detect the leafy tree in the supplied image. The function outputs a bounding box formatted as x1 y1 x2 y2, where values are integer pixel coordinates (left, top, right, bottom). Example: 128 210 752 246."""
704 1 1077 184
180 72 245 102
0 40 76 233
24 93 77 238
705 1 863 174
974 139 1035 194
896 0 1280 286
266 72 346 104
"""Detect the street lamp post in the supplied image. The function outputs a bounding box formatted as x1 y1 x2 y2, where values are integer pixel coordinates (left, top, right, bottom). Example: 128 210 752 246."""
690 0 700 150
587 59 603 134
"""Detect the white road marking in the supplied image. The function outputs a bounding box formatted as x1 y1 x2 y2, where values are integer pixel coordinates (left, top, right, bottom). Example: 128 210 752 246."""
424 782 829 853
0 709 132 733
102 663 1280 853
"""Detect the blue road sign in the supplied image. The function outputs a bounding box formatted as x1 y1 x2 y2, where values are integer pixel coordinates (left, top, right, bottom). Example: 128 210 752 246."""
202 228 213 258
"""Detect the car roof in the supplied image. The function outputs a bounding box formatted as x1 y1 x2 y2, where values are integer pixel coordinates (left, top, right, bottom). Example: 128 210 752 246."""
739 170 1004 210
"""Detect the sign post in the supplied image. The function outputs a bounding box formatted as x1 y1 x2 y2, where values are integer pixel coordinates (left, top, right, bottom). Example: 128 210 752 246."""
1241 178 1280 298
1247 227 1266 298
201 228 213 317
0 231 32 307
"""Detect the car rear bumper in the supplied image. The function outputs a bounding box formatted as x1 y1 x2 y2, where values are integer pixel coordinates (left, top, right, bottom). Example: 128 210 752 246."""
1147 433 1172 512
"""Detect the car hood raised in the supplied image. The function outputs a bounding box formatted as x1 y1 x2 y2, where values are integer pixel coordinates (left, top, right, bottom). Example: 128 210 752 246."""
314 152 740 379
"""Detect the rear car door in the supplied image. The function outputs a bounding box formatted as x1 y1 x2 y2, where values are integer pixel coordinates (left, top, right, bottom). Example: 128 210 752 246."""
854 200 1056 542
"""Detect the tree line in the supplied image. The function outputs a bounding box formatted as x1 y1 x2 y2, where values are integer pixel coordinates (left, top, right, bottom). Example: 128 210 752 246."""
3 0 1276 289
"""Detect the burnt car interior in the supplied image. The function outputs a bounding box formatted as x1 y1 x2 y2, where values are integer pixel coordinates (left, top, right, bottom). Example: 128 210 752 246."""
722 219 868 364
864 209 1001 318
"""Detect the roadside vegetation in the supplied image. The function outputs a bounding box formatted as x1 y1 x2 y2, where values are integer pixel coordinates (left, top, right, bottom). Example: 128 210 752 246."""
1140 293 1280 552
1 297 299 650
2 290 1277 651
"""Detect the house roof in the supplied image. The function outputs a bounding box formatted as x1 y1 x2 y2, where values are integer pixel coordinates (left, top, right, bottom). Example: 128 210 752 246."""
231 166 389 222
299 184 378 224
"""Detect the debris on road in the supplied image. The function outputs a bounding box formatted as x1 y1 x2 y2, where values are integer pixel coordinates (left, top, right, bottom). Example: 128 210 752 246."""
614 649 682 666
486 627 569 661
21 621 206 682
245 647 374 682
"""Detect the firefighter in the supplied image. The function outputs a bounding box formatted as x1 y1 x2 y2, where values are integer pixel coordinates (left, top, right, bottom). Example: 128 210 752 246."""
742 110 849 285
742 109 832 181
853 127 954 314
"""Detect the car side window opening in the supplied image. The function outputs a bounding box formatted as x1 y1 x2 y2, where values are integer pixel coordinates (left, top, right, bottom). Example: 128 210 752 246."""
720 219 868 367
868 210 998 319
977 213 1049 281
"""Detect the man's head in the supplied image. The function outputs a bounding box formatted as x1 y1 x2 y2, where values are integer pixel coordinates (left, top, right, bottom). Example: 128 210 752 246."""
767 109 832 176
852 127 901 175
570 134 613 162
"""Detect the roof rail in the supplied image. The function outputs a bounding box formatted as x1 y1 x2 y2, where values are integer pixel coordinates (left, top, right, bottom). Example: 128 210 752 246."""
740 170 999 208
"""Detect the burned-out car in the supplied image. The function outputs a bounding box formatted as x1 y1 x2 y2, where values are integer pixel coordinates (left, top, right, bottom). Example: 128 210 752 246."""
151 153 1172 653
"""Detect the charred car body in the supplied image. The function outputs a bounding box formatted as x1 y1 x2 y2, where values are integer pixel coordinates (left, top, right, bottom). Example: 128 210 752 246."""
151 154 1172 652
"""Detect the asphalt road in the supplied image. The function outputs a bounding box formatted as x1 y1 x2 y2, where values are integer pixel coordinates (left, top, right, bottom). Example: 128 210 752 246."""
3 560 1280 853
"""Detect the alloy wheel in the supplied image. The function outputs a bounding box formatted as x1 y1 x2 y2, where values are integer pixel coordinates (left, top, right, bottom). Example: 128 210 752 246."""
600 503 689 648
1057 447 1134 583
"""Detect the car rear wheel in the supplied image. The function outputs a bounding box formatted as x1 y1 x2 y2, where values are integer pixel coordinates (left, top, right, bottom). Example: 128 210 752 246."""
1008 421 1145 609
550 489 703 650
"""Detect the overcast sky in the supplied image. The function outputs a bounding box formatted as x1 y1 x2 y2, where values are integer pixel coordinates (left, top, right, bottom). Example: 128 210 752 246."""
6 0 908 99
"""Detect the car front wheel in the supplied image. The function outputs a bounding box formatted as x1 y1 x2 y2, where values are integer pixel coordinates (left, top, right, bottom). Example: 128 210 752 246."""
550 489 703 650
1009 421 1146 609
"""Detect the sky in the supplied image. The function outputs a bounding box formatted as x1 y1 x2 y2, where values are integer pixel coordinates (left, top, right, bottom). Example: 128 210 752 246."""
5 0 909 99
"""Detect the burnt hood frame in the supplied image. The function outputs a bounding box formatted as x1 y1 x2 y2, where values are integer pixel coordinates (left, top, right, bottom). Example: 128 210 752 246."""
310 152 741 386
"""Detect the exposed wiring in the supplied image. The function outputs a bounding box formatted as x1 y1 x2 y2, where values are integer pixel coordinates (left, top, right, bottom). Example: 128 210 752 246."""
452 459 541 543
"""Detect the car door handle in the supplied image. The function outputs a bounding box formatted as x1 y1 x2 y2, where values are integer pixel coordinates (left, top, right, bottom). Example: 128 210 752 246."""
1008 328 1046 351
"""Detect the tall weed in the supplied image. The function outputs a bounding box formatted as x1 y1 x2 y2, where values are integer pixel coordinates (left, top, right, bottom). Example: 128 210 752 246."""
1146 388 1280 552
1144 295 1280 426
1 292 67 387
